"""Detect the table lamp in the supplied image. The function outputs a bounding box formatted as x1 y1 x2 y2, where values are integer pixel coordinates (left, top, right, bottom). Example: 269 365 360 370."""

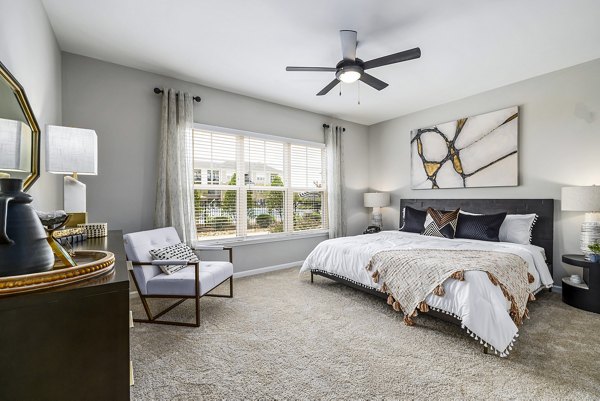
364 192 390 229
46 125 98 223
562 186 600 256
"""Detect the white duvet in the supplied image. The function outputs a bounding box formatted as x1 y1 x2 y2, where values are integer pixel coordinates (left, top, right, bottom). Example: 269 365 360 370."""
300 231 553 355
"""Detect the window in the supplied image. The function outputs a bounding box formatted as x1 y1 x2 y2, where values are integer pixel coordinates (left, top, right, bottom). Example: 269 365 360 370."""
193 125 327 241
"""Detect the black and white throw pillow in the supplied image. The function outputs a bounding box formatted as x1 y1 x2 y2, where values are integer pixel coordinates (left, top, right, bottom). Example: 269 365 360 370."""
149 242 199 275
455 212 507 242
421 208 460 239
400 206 428 233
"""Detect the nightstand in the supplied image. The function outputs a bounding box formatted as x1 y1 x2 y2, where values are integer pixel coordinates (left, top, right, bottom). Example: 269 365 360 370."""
562 254 600 313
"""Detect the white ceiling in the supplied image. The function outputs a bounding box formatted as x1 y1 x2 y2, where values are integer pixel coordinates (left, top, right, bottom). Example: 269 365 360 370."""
42 0 600 126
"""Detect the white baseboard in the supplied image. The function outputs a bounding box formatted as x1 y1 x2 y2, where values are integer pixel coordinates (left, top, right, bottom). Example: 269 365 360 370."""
129 260 304 297
233 261 304 278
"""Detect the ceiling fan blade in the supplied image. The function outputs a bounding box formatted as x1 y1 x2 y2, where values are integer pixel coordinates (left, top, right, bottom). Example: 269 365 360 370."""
359 73 389 91
363 47 421 70
316 79 340 96
286 66 336 72
340 30 357 60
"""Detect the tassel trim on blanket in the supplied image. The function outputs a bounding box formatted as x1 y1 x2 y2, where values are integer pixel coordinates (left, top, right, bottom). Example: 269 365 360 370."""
429 305 520 358
372 267 535 331
380 300 521 358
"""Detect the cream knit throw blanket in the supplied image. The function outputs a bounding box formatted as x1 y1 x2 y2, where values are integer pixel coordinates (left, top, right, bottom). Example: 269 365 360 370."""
367 249 534 326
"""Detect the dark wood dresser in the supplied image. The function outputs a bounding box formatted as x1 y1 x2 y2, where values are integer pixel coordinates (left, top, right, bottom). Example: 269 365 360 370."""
0 230 130 401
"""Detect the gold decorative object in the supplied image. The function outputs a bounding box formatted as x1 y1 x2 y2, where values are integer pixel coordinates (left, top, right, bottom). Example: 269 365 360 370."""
0 250 115 296
52 227 86 238
66 212 87 227
37 210 76 267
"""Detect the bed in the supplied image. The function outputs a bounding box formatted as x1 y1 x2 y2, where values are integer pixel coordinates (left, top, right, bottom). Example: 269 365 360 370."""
300 199 554 357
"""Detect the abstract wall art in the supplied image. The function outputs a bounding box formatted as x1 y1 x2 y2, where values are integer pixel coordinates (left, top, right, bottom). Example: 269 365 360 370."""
410 106 518 189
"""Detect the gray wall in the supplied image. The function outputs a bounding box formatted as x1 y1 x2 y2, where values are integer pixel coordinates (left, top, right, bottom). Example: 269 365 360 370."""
368 58 600 285
61 53 369 272
0 0 63 210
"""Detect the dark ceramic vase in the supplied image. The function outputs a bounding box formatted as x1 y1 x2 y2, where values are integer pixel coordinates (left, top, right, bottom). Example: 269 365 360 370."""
0 178 54 277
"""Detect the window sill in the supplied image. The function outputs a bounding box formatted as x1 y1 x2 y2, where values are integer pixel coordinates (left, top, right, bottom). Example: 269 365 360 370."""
193 230 329 247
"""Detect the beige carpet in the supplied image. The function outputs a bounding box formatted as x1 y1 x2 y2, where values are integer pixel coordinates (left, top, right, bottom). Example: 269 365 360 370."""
130 267 600 400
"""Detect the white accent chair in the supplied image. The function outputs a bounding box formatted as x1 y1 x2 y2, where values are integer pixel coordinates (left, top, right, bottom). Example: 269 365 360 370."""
123 227 233 327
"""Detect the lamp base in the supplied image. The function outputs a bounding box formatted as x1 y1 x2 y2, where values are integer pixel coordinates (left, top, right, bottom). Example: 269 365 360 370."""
370 209 383 229
65 212 87 228
580 221 600 255
64 175 86 213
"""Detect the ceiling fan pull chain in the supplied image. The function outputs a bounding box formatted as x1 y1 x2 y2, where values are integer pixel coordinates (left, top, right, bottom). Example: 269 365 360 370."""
358 81 361 105
339 83 342 96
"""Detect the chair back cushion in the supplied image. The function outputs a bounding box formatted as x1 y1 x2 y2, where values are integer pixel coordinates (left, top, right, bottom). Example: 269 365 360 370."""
123 227 182 294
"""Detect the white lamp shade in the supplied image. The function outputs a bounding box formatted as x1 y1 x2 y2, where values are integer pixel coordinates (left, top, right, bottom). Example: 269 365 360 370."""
364 192 390 208
562 186 600 212
46 125 98 175
0 118 23 171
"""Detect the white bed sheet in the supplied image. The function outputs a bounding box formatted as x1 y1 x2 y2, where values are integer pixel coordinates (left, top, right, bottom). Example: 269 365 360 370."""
300 231 553 355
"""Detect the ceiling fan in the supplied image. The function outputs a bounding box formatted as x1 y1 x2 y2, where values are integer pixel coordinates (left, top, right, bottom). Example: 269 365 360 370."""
286 30 421 96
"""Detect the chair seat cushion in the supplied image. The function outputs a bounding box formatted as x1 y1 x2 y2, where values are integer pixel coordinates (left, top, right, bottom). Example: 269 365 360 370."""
146 261 233 296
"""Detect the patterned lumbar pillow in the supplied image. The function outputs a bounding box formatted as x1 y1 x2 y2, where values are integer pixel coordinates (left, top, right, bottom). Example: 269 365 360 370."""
422 208 460 239
455 212 507 242
149 243 199 275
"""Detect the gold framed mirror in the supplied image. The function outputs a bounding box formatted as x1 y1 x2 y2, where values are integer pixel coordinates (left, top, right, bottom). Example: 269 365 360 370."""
0 60 40 191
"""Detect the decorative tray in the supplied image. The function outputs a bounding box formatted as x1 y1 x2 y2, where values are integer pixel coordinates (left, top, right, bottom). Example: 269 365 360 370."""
0 250 115 296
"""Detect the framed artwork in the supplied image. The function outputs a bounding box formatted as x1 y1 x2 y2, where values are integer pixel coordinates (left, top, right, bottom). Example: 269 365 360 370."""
410 106 518 189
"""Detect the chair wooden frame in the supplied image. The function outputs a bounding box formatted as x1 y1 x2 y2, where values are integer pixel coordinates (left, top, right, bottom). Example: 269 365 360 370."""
128 247 233 327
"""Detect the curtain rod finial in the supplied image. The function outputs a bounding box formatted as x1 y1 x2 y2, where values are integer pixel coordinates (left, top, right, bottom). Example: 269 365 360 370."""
323 123 330 129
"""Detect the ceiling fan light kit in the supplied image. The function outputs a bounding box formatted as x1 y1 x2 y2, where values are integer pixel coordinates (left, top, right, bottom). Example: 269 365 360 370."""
336 63 363 83
286 30 421 96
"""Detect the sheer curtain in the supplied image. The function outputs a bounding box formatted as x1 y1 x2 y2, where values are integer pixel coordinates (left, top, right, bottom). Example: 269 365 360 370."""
325 125 345 238
154 89 196 244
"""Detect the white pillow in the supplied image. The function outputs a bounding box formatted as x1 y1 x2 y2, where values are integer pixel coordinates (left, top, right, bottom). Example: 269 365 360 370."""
460 210 537 245
498 214 537 245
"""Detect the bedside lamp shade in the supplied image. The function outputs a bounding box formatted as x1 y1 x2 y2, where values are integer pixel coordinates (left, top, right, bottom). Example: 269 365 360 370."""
562 186 600 212
562 186 600 255
364 192 390 208
46 125 98 175
364 192 390 229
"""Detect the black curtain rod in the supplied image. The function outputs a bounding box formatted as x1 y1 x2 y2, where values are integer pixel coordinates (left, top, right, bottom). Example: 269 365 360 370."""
154 88 201 103
322 123 345 132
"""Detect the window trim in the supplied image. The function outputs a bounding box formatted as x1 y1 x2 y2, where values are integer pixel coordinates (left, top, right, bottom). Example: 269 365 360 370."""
193 124 328 243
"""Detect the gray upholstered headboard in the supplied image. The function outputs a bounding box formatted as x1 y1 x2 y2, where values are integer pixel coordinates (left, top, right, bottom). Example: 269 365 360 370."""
399 199 554 272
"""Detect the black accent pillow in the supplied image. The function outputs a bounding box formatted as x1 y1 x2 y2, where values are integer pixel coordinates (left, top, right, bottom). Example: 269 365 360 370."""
400 206 427 233
455 212 507 242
